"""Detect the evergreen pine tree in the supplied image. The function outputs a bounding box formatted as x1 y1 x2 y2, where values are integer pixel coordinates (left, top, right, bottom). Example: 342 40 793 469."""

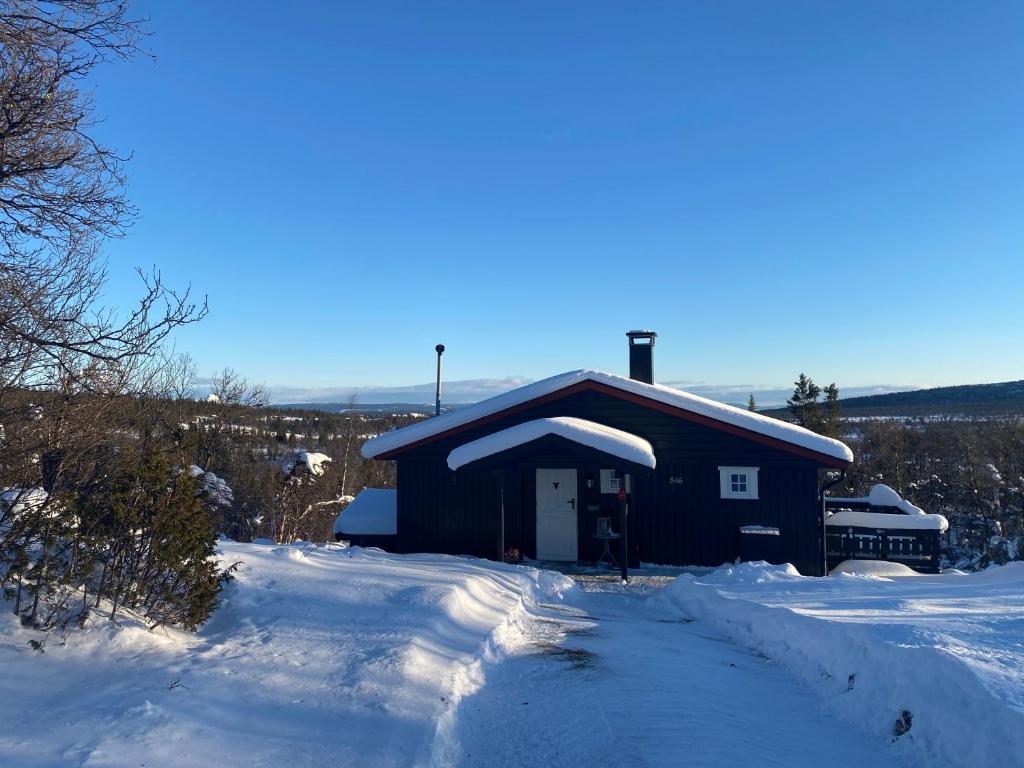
75 443 230 630
787 373 823 431
747 394 757 412
823 383 841 439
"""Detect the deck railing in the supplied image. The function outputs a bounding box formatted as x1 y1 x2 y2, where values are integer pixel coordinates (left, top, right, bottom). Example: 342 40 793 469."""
825 523 942 574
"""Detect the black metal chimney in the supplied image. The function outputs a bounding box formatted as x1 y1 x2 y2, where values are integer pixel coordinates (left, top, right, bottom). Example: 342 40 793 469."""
626 330 656 384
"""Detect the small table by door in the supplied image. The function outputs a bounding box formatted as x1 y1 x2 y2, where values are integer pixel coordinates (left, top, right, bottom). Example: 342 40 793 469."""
592 532 622 568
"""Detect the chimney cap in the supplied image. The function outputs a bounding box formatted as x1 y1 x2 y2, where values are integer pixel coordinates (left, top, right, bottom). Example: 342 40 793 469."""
626 330 657 344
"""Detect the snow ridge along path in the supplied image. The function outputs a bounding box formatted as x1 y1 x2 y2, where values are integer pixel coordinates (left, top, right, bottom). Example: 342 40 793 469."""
452 575 924 768
0 542 574 768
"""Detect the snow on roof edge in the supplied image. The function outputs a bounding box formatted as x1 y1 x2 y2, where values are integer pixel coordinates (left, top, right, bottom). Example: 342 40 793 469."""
362 369 853 463
447 417 656 471
334 488 397 535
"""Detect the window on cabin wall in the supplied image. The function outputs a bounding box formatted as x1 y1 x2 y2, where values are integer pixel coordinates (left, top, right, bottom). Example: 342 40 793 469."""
719 466 759 500
599 469 620 494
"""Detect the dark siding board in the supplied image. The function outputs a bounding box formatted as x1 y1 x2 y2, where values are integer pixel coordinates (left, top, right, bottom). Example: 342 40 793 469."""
390 388 830 574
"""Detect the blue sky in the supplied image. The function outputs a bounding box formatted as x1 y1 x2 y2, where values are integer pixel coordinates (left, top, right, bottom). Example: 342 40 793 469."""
93 1 1023 402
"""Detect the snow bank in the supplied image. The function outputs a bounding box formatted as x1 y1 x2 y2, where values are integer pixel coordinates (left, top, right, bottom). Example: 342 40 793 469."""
826 510 948 531
698 560 801 585
447 416 656 471
830 560 921 577
333 488 397 535
0 542 575 768
363 369 853 463
653 562 1024 768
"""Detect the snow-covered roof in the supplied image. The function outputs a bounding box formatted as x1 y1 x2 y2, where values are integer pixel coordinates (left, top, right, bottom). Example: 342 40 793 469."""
447 417 656 471
826 510 948 532
362 370 854 464
828 483 926 515
333 489 397 536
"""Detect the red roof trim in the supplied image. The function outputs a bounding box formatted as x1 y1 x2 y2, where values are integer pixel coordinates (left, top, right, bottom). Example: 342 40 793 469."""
375 380 850 468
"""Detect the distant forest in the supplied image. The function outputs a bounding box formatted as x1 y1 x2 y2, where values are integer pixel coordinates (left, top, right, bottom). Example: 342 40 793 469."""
765 375 1023 569
765 379 1024 418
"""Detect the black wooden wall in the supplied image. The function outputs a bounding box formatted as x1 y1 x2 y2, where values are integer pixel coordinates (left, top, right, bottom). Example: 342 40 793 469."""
389 388 828 575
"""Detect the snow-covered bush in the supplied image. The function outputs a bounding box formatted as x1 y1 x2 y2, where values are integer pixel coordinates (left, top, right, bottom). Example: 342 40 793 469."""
2 445 231 631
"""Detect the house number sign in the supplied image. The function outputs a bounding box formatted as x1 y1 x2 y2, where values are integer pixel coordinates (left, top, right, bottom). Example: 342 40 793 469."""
668 476 684 485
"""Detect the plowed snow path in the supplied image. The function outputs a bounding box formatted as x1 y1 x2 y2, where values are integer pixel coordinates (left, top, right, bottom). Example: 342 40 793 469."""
454 579 919 768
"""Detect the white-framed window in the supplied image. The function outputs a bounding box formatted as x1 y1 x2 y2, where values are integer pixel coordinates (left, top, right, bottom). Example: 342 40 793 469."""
600 469 620 494
598 473 626 495
719 466 759 500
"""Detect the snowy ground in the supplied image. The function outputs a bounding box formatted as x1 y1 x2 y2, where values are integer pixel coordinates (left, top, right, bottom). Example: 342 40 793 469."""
453 576 916 768
657 561 1024 768
1 544 1020 767
0 543 572 767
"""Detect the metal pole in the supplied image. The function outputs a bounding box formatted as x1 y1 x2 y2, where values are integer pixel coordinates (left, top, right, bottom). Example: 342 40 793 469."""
499 481 505 563
618 474 628 583
492 468 505 564
819 469 846 576
434 344 445 417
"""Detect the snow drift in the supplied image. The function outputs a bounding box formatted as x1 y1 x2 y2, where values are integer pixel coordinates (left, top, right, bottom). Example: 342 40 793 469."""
0 541 574 768
653 561 1024 768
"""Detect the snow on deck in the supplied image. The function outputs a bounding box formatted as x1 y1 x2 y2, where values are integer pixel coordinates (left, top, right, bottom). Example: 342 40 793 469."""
826 510 949 531
362 369 854 463
829 483 927 515
333 488 397 535
447 416 656 471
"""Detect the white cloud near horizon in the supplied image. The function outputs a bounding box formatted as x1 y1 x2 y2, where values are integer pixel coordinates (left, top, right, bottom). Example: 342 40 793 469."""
197 376 918 408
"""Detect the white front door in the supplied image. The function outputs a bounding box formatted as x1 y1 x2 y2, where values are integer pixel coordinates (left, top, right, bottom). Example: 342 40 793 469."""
536 468 578 561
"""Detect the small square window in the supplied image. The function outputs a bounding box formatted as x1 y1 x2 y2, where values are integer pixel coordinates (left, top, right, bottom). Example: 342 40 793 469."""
599 469 620 494
719 466 759 500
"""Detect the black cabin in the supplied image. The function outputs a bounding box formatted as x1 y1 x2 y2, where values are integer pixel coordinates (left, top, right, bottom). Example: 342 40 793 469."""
360 332 853 576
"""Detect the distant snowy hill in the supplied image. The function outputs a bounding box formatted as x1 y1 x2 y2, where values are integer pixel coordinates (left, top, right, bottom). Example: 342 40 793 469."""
274 401 469 416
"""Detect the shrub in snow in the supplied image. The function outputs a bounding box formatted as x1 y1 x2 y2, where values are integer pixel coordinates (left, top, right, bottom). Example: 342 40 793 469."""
3 445 232 631
189 465 235 508
279 450 332 479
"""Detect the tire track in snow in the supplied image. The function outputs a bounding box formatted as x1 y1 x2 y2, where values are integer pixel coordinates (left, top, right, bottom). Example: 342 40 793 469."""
451 583 922 768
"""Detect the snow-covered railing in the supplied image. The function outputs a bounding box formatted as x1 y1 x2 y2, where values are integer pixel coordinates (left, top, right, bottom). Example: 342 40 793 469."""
824 484 947 574
825 513 945 575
